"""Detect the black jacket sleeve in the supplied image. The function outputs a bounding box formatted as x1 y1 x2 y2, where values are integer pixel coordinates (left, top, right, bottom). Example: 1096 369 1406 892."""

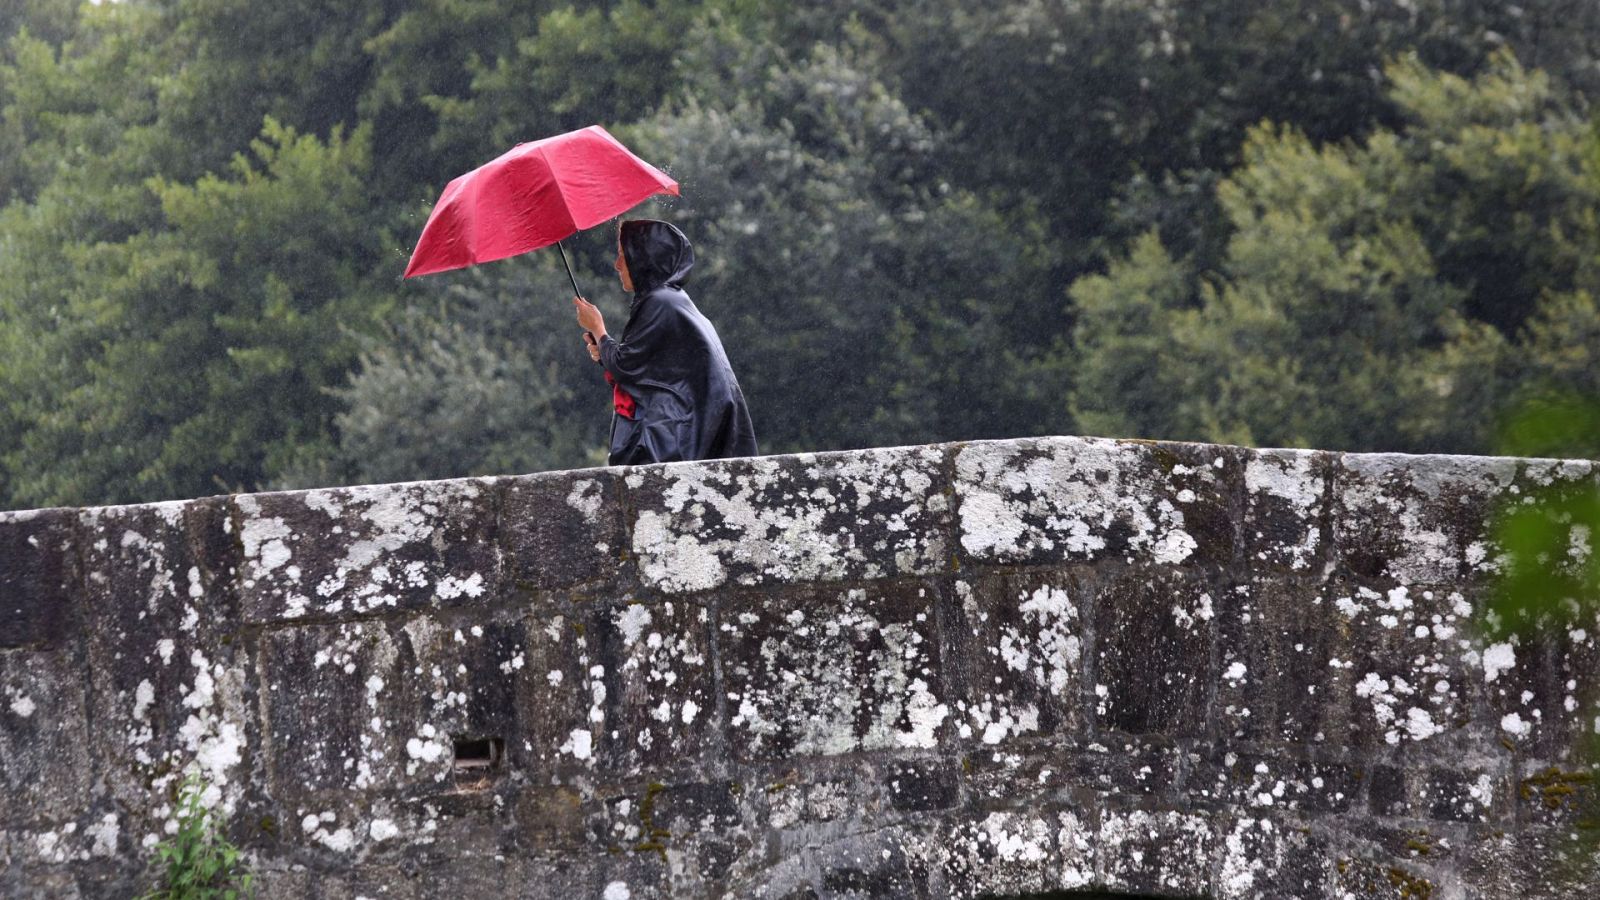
598 298 671 387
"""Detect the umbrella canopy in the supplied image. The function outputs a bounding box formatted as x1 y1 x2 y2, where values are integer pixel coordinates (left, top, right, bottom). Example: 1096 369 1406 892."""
403 125 678 279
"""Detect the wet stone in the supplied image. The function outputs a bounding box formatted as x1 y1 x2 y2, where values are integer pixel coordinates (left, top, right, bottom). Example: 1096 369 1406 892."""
809 828 932 900
625 446 950 594
1482 611 1600 759
1193 749 1364 816
885 759 959 811
1329 579 1482 753
961 735 1182 804
1095 803 1215 897
1093 568 1214 737
935 808 1095 898
601 598 716 774
259 611 538 811
1515 762 1599 828
0 649 94 828
234 478 500 625
526 598 714 777
78 499 258 841
1215 815 1331 900
720 582 946 762
1459 825 1600 900
0 507 79 649
1242 448 1335 575
500 468 628 592
760 760 882 829
1216 577 1352 746
954 436 1238 570
511 785 589 852
950 572 1085 748
1332 452 1530 584
1422 766 1509 824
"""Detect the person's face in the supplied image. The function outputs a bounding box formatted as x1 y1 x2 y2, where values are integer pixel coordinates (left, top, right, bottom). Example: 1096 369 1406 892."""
615 233 633 292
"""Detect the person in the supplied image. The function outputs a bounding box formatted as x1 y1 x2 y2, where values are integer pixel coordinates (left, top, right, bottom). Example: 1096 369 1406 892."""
573 219 758 465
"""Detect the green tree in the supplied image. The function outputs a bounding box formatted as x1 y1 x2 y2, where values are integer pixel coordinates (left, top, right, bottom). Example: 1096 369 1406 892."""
634 25 1058 452
1070 52 1599 454
294 259 609 487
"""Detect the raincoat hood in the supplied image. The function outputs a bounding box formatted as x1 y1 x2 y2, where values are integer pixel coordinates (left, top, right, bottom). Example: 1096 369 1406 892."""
620 219 694 294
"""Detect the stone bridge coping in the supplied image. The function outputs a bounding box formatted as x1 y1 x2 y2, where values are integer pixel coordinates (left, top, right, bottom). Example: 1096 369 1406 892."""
2 435 1597 898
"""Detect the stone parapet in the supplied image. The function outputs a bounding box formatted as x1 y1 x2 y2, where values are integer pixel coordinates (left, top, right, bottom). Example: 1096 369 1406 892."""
1 437 1596 897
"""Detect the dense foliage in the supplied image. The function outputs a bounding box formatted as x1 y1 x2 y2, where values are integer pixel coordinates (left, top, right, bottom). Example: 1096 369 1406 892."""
3 0 1600 507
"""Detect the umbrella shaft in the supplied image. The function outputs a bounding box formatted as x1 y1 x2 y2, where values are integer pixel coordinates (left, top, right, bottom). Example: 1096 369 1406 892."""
557 240 584 298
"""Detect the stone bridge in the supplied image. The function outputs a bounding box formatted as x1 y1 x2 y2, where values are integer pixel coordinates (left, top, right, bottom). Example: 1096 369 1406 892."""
2 436 1597 897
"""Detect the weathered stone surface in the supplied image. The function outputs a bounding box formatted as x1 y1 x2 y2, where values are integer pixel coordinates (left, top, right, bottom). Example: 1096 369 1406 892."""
0 507 79 648
258 610 538 819
1 436 1597 898
1215 815 1331 899
0 649 94 828
79 498 259 848
1191 748 1365 817
935 808 1096 897
1331 579 1484 753
1243 449 1335 575
625 446 950 594
1332 452 1534 584
719 581 946 762
1216 576 1351 745
1093 567 1215 737
1095 802 1215 896
524 597 716 778
235 479 500 624
501 467 628 592
949 571 1085 748
954 437 1238 569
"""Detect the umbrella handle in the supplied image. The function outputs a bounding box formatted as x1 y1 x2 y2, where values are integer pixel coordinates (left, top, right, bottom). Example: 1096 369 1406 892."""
556 240 584 299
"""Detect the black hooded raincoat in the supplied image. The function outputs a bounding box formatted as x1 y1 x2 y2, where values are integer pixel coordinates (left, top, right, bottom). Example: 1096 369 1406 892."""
598 220 758 465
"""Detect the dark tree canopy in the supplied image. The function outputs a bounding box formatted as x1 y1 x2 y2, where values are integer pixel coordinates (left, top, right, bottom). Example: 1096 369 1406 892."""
4 0 1600 508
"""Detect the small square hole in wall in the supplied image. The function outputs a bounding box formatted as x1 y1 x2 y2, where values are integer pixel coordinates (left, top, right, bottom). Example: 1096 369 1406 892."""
452 736 504 776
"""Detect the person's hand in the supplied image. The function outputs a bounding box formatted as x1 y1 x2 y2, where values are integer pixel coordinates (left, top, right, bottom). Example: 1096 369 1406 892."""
573 296 606 340
584 331 601 363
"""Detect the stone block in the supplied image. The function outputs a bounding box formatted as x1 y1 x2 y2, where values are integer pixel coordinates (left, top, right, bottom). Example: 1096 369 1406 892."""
719 582 946 762
1093 568 1215 737
1192 748 1364 816
1095 803 1215 896
500 467 629 593
599 598 717 774
0 649 94 828
960 735 1182 804
1331 452 1532 584
1215 576 1352 746
948 572 1085 748
1328 579 1484 753
1242 448 1335 575
1481 619 1600 759
934 808 1096 898
1366 763 1510 824
885 759 959 812
1214 814 1332 900
234 478 499 625
78 499 259 844
0 508 79 649
759 759 884 830
1515 762 1599 828
258 610 540 812
624 446 950 595
806 827 934 899
525 597 716 778
953 436 1239 570
1458 825 1600 899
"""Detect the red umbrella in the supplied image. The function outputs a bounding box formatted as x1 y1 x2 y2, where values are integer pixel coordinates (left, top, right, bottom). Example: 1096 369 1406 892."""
402 125 678 292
